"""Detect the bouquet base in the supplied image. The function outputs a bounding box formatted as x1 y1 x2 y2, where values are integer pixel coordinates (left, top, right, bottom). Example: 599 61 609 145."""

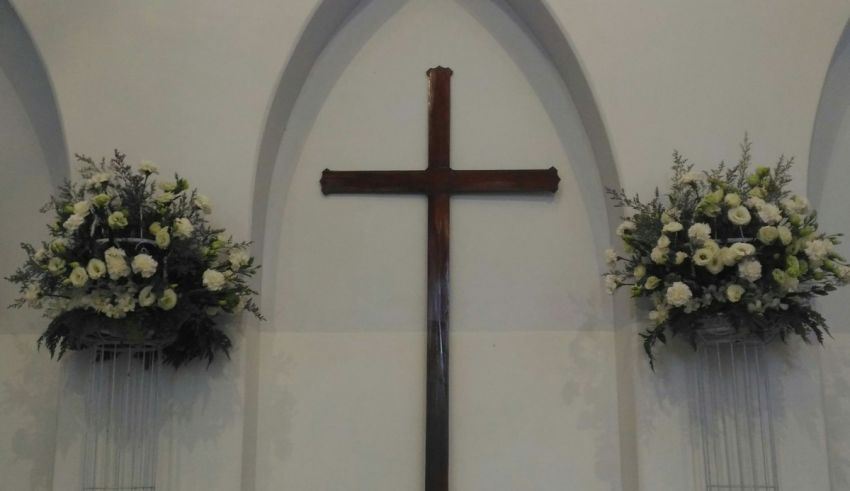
692 339 779 490
81 341 164 491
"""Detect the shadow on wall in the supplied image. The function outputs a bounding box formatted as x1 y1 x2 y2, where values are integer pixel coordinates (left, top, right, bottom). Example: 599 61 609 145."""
0 0 67 187
0 337 61 490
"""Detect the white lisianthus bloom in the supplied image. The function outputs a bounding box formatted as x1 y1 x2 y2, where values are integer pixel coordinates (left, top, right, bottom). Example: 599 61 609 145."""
662 221 683 233
644 276 661 290
724 193 742 207
138 160 159 175
650 246 668 264
616 220 636 237
86 258 107 280
107 211 128 229
155 227 171 249
104 247 130 280
675 251 688 265
729 242 756 261
138 286 157 307
804 239 834 262
47 257 66 275
692 248 714 266
727 206 752 226
193 194 212 214
657 235 671 248
726 284 745 303
604 248 618 266
706 255 724 275
660 209 679 225
633 264 646 280
687 223 712 243
173 217 193 239
757 226 779 244
777 225 793 245
68 266 89 287
757 203 782 224
63 213 85 231
603 274 619 294
718 248 735 267
155 192 175 204
738 259 762 282
73 200 91 216
679 171 705 184
203 269 226 291
745 196 766 210
131 254 158 278
665 282 693 307
158 288 177 310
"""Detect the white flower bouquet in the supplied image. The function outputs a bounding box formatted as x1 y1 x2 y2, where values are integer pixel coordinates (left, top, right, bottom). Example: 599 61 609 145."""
7 151 262 367
604 138 848 367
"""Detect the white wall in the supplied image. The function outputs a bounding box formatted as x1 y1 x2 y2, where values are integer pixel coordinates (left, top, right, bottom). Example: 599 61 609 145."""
3 0 850 489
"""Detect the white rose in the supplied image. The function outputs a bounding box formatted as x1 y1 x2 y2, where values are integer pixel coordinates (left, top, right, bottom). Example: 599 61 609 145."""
158 288 177 310
138 160 159 175
193 194 212 214
131 254 158 278
665 281 693 307
86 258 107 280
804 239 834 262
202 269 226 291
757 203 782 224
726 284 745 303
662 221 683 233
727 206 752 226
155 227 171 249
138 285 157 307
650 246 668 264
173 217 194 239
68 266 89 287
104 247 130 280
63 213 85 231
228 248 251 271
604 274 619 294
616 220 636 237
738 259 762 282
687 223 712 243
73 200 91 216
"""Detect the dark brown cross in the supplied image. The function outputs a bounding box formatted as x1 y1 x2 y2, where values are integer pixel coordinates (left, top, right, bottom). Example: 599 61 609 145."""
319 67 560 491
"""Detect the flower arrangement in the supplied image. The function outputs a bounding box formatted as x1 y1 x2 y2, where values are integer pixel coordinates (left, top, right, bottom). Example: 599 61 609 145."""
604 138 848 367
7 151 263 367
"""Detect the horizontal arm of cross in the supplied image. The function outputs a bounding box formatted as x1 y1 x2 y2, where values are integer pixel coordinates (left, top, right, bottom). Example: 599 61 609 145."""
320 167 559 195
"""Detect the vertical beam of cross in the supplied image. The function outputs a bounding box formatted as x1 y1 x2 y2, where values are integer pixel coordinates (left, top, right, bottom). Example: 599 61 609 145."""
319 67 559 491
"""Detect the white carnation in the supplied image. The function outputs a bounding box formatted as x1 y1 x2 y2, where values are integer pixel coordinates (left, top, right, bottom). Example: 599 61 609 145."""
47 257 66 275
63 213 85 231
757 203 782 224
687 223 712 243
193 194 212 214
603 274 619 294
738 259 762 282
104 247 130 280
804 239 834 262
781 194 809 214
131 254 158 278
202 269 226 291
23 284 41 306
228 248 251 271
87 172 111 188
173 217 194 239
665 282 693 307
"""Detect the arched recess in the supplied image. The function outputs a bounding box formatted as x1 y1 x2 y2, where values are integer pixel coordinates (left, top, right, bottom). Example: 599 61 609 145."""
246 0 634 488
809 17 850 491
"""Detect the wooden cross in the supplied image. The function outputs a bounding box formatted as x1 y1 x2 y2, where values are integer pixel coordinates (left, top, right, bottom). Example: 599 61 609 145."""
320 67 560 491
